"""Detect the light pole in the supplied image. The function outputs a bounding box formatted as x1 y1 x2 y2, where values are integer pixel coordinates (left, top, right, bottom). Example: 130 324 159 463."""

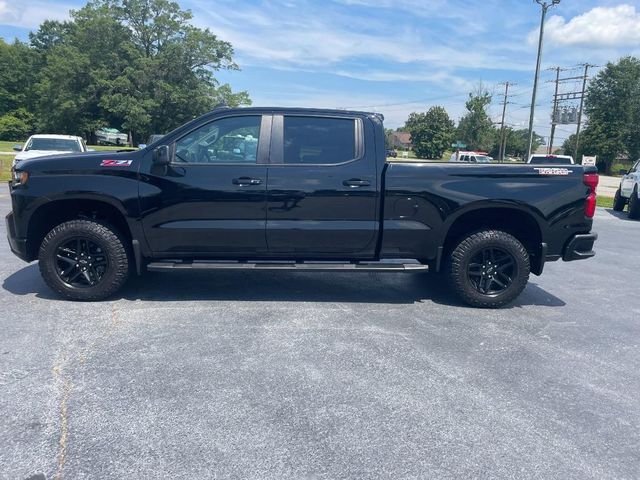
526 0 561 161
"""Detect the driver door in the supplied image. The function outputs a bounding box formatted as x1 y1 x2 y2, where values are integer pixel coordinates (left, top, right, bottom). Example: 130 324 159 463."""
139 114 271 255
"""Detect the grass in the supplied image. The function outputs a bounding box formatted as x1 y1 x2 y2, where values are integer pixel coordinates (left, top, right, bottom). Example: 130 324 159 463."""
0 157 11 181
596 196 614 208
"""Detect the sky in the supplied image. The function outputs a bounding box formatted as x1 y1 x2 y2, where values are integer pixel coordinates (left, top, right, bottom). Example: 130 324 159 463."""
2 0 640 146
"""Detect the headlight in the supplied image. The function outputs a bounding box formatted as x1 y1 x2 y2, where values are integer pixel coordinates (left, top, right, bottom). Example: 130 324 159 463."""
12 169 29 185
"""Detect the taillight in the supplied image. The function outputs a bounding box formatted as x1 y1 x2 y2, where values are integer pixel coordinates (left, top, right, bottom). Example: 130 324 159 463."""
583 173 599 218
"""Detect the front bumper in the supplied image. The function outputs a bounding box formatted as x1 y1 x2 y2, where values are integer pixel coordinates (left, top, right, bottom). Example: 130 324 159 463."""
5 212 29 262
563 232 598 261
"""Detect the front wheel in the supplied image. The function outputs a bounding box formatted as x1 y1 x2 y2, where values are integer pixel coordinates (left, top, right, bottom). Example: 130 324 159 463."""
448 230 530 308
613 188 626 212
629 187 640 220
38 219 130 301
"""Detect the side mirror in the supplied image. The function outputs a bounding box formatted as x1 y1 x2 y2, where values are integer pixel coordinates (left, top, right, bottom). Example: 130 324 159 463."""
138 144 147 150
12 144 22 151
619 169 629 175
153 145 170 165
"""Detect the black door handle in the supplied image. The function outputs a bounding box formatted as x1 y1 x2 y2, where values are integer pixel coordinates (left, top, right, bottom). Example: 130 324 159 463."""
343 179 371 187
233 177 262 186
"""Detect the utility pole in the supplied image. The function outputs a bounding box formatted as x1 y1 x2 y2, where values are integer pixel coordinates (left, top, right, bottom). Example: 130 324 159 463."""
574 63 595 163
498 81 516 162
547 67 561 154
527 0 561 161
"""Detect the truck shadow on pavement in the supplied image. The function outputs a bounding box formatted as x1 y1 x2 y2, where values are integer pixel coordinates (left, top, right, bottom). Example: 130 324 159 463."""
3 264 566 308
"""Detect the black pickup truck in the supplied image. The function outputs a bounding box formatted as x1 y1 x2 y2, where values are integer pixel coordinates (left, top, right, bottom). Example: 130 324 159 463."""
6 107 598 307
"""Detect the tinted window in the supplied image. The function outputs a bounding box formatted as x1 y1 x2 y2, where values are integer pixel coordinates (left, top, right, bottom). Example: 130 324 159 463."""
283 116 355 164
26 138 81 152
175 116 260 164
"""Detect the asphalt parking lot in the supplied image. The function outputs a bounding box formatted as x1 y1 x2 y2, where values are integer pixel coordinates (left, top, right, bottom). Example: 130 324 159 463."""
1 189 639 480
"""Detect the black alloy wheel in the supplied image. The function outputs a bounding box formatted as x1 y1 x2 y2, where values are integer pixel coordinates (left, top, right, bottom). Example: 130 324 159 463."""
467 247 516 296
55 237 109 288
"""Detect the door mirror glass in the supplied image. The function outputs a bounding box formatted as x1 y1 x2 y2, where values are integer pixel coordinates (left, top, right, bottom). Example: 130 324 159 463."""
12 144 22 151
154 145 170 165
619 168 628 175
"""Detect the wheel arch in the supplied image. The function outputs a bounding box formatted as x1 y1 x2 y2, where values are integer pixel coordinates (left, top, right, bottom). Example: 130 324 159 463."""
440 205 545 275
25 196 134 262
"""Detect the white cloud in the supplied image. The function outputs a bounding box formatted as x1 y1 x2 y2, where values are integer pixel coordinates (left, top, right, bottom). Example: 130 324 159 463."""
537 4 640 48
193 1 531 73
0 0 72 28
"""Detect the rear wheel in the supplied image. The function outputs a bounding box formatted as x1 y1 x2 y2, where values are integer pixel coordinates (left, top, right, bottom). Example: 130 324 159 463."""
613 188 626 212
448 230 530 308
39 219 130 301
629 186 640 220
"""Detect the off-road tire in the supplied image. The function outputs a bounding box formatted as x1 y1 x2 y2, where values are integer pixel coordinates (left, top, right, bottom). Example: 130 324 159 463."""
448 230 530 308
613 188 626 212
629 187 640 220
39 219 130 301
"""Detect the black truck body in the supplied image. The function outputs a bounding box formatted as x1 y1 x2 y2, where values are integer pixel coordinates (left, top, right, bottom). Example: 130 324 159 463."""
6 107 598 307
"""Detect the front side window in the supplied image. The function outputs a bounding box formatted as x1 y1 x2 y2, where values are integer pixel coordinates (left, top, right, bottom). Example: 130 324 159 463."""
283 116 356 164
174 116 261 164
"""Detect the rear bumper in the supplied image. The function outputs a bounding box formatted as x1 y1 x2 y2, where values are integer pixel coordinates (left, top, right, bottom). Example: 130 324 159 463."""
563 232 597 261
5 212 29 262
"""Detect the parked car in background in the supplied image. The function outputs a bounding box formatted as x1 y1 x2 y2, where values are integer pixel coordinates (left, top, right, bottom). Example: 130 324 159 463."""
528 154 574 165
386 149 397 158
613 159 640 219
12 135 88 167
449 151 492 163
96 128 128 146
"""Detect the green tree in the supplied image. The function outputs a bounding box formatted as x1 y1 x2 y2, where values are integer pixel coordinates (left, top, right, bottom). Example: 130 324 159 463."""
27 0 249 142
496 128 543 160
457 87 495 151
405 106 455 159
0 39 39 117
582 56 640 172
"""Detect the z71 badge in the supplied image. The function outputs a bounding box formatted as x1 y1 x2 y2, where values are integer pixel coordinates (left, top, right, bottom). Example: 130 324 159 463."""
533 167 571 176
100 159 133 167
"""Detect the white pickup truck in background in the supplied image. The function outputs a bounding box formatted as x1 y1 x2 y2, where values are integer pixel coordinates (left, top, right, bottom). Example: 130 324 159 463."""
614 159 640 219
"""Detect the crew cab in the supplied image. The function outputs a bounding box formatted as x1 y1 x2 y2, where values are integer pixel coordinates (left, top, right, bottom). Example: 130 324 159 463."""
6 107 599 307
613 159 640 219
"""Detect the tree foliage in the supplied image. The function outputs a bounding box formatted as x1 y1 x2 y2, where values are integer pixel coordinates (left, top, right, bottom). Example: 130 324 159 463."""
404 106 455 159
579 56 640 172
0 0 250 142
492 128 544 160
457 87 494 151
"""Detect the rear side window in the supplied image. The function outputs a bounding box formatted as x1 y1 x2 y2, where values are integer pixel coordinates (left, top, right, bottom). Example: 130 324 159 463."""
283 116 356 164
530 155 572 165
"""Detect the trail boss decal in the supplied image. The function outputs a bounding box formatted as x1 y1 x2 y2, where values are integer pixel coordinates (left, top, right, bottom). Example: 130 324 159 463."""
101 159 133 167
533 167 572 176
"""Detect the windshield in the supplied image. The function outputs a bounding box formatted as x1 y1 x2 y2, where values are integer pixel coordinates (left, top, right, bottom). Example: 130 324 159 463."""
26 138 82 152
529 155 572 165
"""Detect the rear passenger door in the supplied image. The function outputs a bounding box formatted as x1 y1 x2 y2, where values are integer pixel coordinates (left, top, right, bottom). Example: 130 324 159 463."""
265 114 378 257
